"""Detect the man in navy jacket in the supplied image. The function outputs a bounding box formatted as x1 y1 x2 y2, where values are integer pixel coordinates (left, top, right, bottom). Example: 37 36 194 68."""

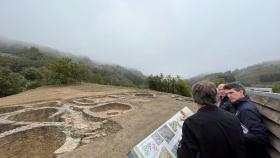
224 83 270 158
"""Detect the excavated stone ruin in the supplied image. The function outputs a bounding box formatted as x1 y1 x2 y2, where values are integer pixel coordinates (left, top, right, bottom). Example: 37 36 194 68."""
0 106 24 114
0 123 23 133
29 101 62 107
8 108 60 122
0 92 155 157
72 96 118 105
90 102 132 117
133 93 155 97
0 126 66 158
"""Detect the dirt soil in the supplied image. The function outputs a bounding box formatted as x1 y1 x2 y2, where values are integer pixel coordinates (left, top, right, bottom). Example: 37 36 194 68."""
0 83 136 106
0 83 197 158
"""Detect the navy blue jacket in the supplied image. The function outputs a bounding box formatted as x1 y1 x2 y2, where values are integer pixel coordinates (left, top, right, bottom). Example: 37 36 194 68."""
232 96 270 158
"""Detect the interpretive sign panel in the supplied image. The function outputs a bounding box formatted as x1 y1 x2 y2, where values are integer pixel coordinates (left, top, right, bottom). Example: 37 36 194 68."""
128 106 194 158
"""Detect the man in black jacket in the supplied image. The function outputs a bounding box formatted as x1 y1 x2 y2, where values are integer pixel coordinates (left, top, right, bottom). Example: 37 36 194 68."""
177 81 245 158
224 83 270 158
217 83 235 113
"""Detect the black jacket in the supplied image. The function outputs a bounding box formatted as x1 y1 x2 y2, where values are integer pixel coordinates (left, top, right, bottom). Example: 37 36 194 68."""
232 96 270 158
177 105 246 158
219 96 235 113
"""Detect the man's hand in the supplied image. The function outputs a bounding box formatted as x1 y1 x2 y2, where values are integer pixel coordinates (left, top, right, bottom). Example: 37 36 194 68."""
180 110 188 121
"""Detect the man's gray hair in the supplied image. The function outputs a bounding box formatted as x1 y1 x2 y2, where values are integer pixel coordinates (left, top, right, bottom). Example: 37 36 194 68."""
192 80 218 105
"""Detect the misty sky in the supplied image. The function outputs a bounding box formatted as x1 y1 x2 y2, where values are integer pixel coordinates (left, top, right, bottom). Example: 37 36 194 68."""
0 0 279 77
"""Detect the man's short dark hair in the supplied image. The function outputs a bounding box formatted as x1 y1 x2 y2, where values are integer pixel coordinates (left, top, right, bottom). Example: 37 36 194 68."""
223 83 246 95
192 80 217 105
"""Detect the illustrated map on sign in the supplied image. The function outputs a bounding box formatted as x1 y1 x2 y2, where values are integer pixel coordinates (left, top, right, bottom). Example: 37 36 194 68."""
128 106 194 158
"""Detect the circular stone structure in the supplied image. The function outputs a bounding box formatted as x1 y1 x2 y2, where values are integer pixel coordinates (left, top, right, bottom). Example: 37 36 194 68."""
0 126 66 158
0 124 23 133
133 93 155 97
0 106 24 114
90 102 132 117
72 96 117 106
72 98 96 105
8 108 59 122
29 101 61 107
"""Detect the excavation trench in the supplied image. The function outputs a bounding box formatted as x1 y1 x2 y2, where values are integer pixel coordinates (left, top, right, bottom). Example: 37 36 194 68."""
90 102 132 117
0 124 23 133
0 106 24 114
8 108 60 122
134 93 154 97
0 126 66 158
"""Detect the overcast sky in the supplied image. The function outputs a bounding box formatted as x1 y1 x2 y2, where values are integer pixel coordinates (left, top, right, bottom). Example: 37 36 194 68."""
0 0 279 77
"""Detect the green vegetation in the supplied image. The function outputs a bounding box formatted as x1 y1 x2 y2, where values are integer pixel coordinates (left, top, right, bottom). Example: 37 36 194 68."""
272 83 280 93
43 58 92 84
0 40 193 98
189 60 280 88
259 73 280 82
0 67 27 97
147 74 191 97
21 67 43 81
212 78 225 86
233 61 280 84
0 42 146 97
190 71 235 86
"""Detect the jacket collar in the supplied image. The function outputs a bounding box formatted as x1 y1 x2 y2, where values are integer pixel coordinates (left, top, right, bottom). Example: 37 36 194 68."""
232 95 249 109
198 104 218 113
221 95 229 101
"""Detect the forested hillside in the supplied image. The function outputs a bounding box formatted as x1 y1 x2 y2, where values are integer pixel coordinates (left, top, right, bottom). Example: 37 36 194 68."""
233 60 280 85
189 60 280 92
0 38 145 97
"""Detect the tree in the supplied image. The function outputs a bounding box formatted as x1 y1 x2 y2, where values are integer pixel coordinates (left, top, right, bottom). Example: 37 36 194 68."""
260 73 280 82
0 67 27 97
24 47 43 60
212 78 225 86
223 71 236 82
44 58 92 85
175 78 191 97
88 72 104 84
147 74 163 91
146 74 191 97
21 67 43 81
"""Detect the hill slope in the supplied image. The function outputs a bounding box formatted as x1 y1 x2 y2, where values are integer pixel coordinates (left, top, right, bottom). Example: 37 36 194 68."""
0 37 145 85
233 60 280 85
189 60 280 87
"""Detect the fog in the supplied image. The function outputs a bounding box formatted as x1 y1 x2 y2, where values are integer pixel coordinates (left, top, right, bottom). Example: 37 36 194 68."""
0 0 280 77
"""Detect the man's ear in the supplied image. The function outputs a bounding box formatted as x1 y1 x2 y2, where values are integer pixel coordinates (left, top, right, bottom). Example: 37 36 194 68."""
240 90 245 96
